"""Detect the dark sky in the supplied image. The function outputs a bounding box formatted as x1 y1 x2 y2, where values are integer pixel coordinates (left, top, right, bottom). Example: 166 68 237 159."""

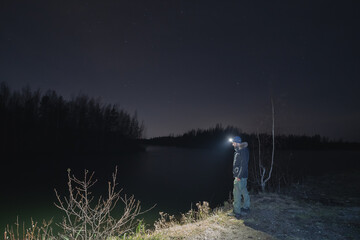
1 0 359 140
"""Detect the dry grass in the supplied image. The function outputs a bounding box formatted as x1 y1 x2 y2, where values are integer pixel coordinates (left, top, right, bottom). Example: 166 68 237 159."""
144 199 274 240
150 208 274 240
4 217 54 240
154 201 211 231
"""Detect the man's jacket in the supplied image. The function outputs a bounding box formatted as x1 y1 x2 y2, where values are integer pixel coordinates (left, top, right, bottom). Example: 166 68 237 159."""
233 142 249 179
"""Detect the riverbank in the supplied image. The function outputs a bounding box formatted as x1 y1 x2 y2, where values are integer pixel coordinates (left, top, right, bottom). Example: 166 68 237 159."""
143 193 359 240
140 172 360 240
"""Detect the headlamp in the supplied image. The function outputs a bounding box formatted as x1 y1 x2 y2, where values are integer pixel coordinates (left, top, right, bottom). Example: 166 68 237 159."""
228 138 233 143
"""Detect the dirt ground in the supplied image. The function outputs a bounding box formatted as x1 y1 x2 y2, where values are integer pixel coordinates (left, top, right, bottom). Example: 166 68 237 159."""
244 192 360 240
154 172 360 240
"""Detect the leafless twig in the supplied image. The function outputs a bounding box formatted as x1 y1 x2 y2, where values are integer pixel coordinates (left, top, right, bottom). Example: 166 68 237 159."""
54 166 153 239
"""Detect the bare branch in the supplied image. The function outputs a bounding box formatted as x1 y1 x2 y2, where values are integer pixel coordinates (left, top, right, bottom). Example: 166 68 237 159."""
54 166 149 239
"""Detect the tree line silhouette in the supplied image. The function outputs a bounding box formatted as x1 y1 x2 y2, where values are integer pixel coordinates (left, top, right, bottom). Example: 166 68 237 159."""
146 124 242 149
0 82 144 154
147 124 359 151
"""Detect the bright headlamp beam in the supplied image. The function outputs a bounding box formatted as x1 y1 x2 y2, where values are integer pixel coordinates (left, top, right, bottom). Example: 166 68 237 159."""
228 138 233 142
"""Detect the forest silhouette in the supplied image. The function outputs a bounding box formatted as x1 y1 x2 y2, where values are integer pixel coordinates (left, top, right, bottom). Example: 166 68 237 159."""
0 82 144 154
147 124 359 150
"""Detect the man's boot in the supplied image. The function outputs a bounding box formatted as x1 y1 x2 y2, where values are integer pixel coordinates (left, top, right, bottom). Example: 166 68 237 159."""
241 207 251 213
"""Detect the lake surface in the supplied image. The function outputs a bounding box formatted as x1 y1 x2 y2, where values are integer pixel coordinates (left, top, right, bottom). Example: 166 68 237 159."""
1 146 359 233
0 146 234 232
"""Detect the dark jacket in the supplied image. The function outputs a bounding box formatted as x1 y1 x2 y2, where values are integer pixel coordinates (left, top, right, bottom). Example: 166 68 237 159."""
233 142 249 179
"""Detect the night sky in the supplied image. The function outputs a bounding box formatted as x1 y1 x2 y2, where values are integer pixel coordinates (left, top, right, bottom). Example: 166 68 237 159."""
1 0 359 141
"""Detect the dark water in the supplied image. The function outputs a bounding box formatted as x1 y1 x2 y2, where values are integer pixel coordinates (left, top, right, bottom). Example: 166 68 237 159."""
1 146 359 234
0 146 233 233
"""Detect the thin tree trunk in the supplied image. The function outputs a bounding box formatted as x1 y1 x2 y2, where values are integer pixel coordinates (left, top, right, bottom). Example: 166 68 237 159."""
259 97 275 192
264 97 275 183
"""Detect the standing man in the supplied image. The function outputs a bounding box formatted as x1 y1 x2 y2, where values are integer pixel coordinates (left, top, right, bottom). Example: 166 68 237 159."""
228 136 250 219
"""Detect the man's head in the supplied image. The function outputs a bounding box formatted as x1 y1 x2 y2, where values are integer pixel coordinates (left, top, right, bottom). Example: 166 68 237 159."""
231 136 241 148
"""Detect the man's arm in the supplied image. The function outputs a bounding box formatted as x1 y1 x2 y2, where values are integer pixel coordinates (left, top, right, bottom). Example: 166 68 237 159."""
235 153 243 180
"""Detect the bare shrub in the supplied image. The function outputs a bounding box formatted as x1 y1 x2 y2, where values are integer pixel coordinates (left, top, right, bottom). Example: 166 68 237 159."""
195 201 210 220
180 201 211 224
54 167 149 239
154 212 178 230
154 201 211 230
180 208 196 224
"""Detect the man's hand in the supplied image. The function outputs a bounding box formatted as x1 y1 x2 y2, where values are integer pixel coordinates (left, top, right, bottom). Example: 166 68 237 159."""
236 177 241 181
